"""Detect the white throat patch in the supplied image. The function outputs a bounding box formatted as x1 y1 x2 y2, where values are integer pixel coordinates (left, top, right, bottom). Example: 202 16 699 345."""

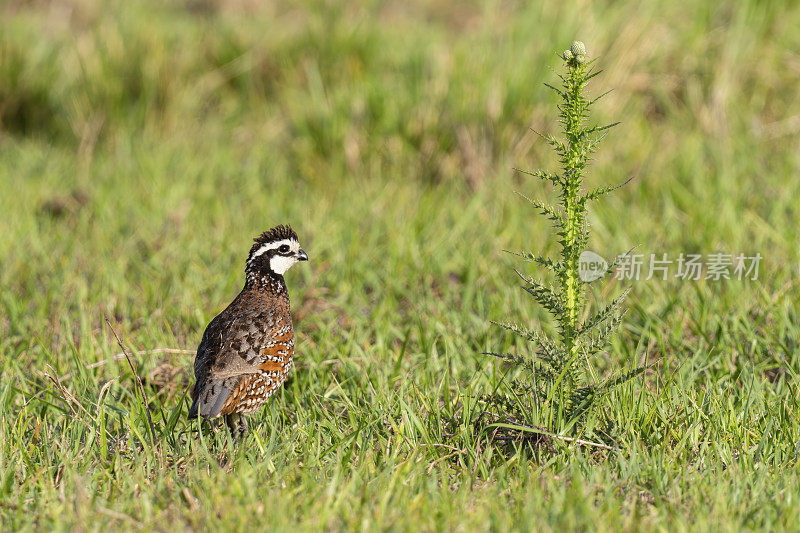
269 254 299 275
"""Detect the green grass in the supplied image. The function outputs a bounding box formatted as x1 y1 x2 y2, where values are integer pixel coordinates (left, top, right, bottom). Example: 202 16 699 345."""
1 0 799 530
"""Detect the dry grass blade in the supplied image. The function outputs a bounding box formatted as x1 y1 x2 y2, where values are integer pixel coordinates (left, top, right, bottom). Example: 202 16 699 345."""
57 348 193 382
96 377 119 413
43 364 95 422
488 421 619 452
104 317 158 449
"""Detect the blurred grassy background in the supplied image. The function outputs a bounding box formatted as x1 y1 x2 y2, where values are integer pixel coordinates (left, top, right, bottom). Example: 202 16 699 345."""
1 0 799 530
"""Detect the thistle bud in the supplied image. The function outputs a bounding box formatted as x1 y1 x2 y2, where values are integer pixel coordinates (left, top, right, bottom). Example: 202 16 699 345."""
570 41 587 57
563 50 574 61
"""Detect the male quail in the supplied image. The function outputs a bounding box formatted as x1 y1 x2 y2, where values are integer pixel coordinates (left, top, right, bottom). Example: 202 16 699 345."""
188 225 308 441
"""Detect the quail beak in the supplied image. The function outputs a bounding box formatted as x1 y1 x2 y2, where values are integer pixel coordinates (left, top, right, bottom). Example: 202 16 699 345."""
296 249 309 261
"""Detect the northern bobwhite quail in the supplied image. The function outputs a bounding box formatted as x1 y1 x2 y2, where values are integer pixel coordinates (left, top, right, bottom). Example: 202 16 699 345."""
188 225 308 441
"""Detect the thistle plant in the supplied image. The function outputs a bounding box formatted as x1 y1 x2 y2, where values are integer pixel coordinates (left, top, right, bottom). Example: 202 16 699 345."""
486 41 643 438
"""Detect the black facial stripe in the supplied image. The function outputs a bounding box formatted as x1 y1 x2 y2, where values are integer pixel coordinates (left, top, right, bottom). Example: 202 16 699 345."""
245 236 301 278
248 247 296 265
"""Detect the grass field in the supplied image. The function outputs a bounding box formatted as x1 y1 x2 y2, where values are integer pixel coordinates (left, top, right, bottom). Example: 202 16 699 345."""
2 0 800 530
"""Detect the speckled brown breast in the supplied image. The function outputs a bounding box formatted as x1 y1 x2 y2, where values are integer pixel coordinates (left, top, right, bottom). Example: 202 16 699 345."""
190 275 296 419
219 324 295 414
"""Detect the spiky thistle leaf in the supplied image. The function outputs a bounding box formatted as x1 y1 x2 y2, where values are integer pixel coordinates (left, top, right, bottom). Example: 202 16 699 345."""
578 288 630 336
583 176 634 202
515 270 566 320
516 192 564 226
505 250 562 274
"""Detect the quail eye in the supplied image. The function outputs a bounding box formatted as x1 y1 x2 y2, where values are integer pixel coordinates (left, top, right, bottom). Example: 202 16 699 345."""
278 244 290 254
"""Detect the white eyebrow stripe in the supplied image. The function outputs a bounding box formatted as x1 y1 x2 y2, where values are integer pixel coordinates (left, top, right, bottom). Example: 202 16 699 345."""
249 239 296 260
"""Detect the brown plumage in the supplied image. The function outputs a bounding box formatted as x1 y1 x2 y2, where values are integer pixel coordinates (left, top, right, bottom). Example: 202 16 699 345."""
188 225 308 440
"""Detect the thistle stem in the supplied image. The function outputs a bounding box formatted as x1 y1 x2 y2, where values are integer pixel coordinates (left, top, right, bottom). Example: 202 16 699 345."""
560 60 588 382
487 41 633 437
